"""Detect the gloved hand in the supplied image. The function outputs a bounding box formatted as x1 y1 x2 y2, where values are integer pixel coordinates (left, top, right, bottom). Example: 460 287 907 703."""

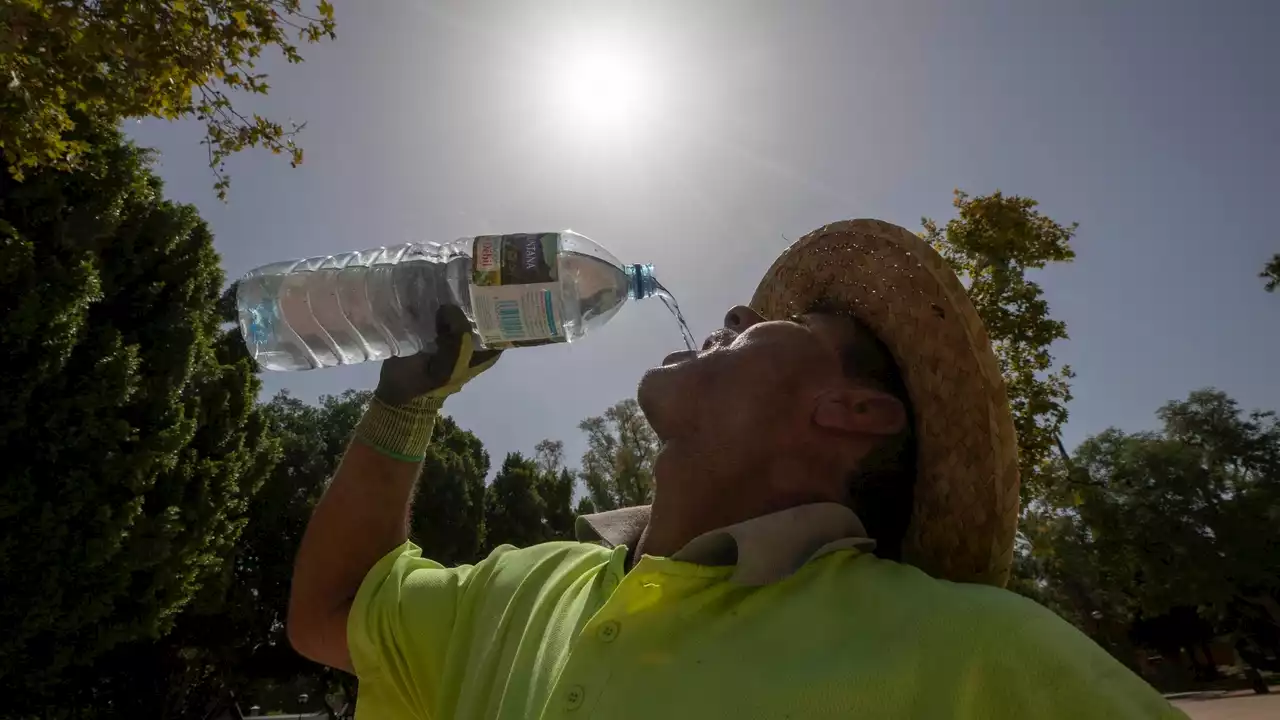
375 305 502 406
355 305 501 462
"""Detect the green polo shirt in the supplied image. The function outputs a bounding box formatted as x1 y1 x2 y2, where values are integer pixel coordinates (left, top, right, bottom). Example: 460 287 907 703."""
348 503 1184 719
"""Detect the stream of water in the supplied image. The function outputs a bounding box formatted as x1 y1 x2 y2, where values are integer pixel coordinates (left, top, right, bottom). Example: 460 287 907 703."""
652 277 697 352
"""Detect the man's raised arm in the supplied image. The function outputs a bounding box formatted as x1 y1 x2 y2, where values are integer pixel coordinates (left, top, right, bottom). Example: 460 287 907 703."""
286 307 500 672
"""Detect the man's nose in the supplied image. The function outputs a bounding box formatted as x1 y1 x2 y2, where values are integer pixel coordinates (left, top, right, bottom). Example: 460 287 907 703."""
723 305 765 332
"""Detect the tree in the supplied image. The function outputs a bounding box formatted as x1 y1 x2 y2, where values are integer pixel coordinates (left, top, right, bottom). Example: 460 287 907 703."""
204 390 367 711
1 0 336 198
82 390 368 718
1025 389 1280 690
481 442 579 553
1263 254 1280 293
575 495 599 516
534 439 575 540
1071 391 1280 626
0 121 275 712
534 439 566 476
1151 390 1280 628
87 392 497 716
484 452 551 551
578 399 659 511
409 415 490 567
922 190 1077 499
540 467 577 541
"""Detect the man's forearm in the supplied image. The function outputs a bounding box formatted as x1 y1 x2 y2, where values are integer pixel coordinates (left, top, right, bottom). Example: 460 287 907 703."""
287 396 442 671
286 308 498 673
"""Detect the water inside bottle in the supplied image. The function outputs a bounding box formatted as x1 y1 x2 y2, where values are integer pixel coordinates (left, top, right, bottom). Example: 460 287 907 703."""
239 238 698 370
652 277 697 352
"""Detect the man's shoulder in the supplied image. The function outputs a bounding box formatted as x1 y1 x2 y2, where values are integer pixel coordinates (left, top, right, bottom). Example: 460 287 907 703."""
486 539 613 563
918 574 1087 645
912 570 1054 621
851 559 1143 679
837 554 1072 636
372 540 614 599
477 540 614 584
879 566 1185 717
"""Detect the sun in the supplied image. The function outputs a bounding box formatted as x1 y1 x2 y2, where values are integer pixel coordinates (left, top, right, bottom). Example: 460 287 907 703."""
548 39 655 139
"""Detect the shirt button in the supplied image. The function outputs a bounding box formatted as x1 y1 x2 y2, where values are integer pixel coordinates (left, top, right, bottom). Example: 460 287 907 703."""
598 620 621 643
565 684 586 711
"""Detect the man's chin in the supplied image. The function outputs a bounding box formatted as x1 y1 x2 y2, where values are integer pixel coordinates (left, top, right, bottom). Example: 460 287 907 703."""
660 349 697 366
637 362 691 442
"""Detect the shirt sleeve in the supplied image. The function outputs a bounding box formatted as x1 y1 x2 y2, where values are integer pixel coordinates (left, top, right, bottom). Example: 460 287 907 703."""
346 541 494 719
967 596 1189 719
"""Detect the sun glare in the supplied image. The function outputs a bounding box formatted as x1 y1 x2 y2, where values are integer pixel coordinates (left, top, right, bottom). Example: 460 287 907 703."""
548 39 655 139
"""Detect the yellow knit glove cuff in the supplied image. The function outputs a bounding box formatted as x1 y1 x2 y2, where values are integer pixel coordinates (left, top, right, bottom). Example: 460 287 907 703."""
354 395 445 463
357 330 500 462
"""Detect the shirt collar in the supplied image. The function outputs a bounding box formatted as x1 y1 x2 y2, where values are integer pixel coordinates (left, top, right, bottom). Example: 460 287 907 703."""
574 502 876 586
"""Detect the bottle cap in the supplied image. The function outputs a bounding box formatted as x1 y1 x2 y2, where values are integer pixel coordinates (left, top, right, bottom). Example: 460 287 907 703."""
626 263 657 300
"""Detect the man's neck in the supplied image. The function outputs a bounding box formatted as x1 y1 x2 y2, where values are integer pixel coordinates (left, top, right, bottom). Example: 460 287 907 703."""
636 449 843 559
637 492 728 560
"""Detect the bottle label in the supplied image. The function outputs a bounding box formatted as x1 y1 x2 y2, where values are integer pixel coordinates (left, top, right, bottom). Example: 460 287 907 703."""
470 233 567 348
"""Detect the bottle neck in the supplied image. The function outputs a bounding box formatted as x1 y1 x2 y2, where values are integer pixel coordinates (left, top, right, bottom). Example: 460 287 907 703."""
624 263 657 300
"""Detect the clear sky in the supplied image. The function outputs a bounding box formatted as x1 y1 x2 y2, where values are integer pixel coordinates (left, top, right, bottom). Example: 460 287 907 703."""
131 0 1280 475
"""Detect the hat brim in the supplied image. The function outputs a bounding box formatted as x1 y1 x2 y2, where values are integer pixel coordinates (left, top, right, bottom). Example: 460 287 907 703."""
750 219 1019 586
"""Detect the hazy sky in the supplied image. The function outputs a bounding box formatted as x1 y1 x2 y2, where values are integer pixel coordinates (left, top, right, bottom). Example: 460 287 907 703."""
131 0 1280 476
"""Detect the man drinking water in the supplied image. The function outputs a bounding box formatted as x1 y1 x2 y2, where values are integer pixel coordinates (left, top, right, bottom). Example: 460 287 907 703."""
286 219 1185 719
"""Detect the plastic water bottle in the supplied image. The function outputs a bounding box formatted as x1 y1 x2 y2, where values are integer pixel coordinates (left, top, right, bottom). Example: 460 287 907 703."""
236 231 660 371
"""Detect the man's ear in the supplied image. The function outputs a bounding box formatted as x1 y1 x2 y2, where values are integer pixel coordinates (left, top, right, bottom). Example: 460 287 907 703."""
813 388 906 437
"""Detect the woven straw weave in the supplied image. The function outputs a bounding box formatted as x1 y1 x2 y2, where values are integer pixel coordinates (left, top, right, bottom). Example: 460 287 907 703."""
750 219 1020 586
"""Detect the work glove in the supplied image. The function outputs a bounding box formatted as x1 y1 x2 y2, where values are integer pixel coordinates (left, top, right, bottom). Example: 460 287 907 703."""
354 305 501 462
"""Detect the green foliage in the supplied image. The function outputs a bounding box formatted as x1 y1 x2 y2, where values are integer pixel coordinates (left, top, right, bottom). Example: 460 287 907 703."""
1263 253 1280 293
578 399 659 511
482 448 577 551
535 438 566 476
542 468 577 541
535 439 576 539
81 392 496 715
410 415 489 566
81 389 367 717
922 190 1078 498
484 452 552 551
0 121 274 711
0 0 336 199
1105 391 1278 621
237 389 371 651
1023 389 1280 676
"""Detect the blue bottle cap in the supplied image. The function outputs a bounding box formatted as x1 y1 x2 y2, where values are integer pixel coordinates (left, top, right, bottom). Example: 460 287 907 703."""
625 263 657 300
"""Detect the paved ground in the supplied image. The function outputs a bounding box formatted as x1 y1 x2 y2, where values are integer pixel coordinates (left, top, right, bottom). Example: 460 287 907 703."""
1172 691 1280 720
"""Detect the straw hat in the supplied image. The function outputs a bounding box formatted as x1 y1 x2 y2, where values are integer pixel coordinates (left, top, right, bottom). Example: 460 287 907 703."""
750 219 1020 587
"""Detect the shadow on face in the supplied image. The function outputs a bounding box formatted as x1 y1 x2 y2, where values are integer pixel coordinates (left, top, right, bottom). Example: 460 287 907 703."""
638 303 916 555
637 305 894 454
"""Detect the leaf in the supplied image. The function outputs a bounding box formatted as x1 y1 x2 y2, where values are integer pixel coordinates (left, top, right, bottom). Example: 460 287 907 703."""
0 0 334 198
1262 253 1280 293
